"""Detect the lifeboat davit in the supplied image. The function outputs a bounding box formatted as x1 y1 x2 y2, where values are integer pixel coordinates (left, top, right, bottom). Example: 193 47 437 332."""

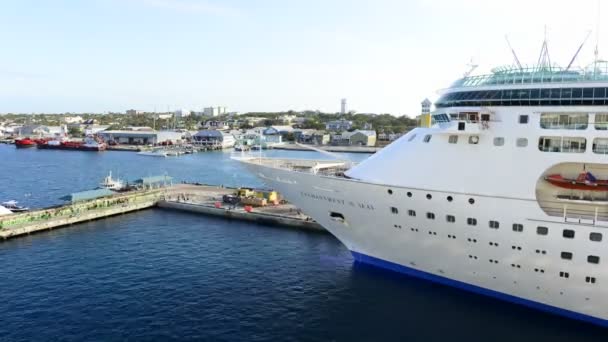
544 172 608 191
14 137 37 148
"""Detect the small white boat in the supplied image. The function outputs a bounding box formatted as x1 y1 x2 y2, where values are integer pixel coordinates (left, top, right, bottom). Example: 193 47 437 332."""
1 200 29 213
100 171 125 191
0 205 13 216
137 149 168 157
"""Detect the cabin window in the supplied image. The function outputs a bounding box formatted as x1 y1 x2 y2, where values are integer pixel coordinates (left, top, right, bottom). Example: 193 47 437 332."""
467 218 477 226
539 136 586 153
592 138 608 154
590 232 603 242
446 215 455 223
426 212 435 220
561 251 573 260
468 136 479 144
512 224 523 232
519 115 529 124
516 138 528 147
537 226 549 235
588 255 600 264
489 220 499 229
559 271 570 278
448 135 458 144
595 113 608 130
408 134 417 142
390 207 399 214
493 137 504 146
408 210 416 217
540 113 588 129
563 229 575 239
423 135 432 143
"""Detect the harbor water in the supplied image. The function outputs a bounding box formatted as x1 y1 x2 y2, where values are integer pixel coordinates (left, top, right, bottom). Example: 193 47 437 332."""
0 145 606 341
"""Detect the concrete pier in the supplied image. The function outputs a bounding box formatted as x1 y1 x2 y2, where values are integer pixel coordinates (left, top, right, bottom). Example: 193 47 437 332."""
0 183 325 241
158 201 324 232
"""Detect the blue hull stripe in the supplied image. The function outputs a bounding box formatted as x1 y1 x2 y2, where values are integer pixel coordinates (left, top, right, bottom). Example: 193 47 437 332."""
351 251 607 327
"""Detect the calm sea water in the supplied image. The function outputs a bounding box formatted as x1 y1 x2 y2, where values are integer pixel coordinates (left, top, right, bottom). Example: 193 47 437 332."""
0 145 606 341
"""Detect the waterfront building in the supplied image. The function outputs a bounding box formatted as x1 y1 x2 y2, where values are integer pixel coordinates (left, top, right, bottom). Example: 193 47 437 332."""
348 130 377 146
192 130 235 148
98 130 183 145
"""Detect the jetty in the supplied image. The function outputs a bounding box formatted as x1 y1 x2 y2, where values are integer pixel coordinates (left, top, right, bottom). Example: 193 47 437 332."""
0 183 323 241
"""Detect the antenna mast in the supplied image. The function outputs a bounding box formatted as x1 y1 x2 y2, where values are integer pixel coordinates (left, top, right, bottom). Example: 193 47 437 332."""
565 31 591 71
505 36 523 71
537 26 552 71
463 57 479 78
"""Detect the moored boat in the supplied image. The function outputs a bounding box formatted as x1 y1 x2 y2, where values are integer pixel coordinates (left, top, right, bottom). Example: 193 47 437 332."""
1 200 29 213
14 138 37 148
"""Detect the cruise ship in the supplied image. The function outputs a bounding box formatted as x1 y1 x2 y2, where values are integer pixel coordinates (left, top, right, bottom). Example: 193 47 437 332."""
238 47 608 326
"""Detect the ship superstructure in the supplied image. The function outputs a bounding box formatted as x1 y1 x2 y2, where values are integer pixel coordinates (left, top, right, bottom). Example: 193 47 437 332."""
238 48 608 326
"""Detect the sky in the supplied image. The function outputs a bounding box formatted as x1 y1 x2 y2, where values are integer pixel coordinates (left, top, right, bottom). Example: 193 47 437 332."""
0 0 606 116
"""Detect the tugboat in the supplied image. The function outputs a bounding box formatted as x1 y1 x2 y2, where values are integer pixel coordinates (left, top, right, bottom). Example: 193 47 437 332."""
1 200 30 213
14 137 37 148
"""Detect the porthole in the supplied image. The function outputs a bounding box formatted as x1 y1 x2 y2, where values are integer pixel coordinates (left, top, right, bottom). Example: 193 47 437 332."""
489 220 499 229
588 255 600 264
407 192 412 198
468 198 475 204
387 189 393 195
446 215 455 223
426 212 435 220
563 229 575 239
408 210 416 217
590 232 602 242
512 224 524 232
467 218 477 226
561 251 573 260
426 194 432 200
390 207 399 214
536 226 548 235
447 196 453 202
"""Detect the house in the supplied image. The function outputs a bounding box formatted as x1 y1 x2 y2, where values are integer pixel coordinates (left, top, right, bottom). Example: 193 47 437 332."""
201 120 229 130
193 130 235 148
296 130 330 145
263 125 294 135
325 119 353 132
349 130 377 146
278 114 297 124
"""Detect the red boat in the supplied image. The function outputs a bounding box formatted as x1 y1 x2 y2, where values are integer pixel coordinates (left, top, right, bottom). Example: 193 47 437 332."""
14 137 37 148
544 172 608 191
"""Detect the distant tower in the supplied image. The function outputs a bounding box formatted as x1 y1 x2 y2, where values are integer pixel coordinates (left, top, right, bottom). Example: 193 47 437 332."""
420 98 432 128
340 98 347 114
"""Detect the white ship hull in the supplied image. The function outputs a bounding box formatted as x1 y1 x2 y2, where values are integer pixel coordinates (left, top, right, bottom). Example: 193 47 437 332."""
242 159 608 327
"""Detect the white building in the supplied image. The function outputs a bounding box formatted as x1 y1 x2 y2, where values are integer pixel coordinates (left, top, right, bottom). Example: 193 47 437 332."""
203 106 227 117
174 109 191 118
126 109 145 115
341 98 347 114
64 116 83 124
